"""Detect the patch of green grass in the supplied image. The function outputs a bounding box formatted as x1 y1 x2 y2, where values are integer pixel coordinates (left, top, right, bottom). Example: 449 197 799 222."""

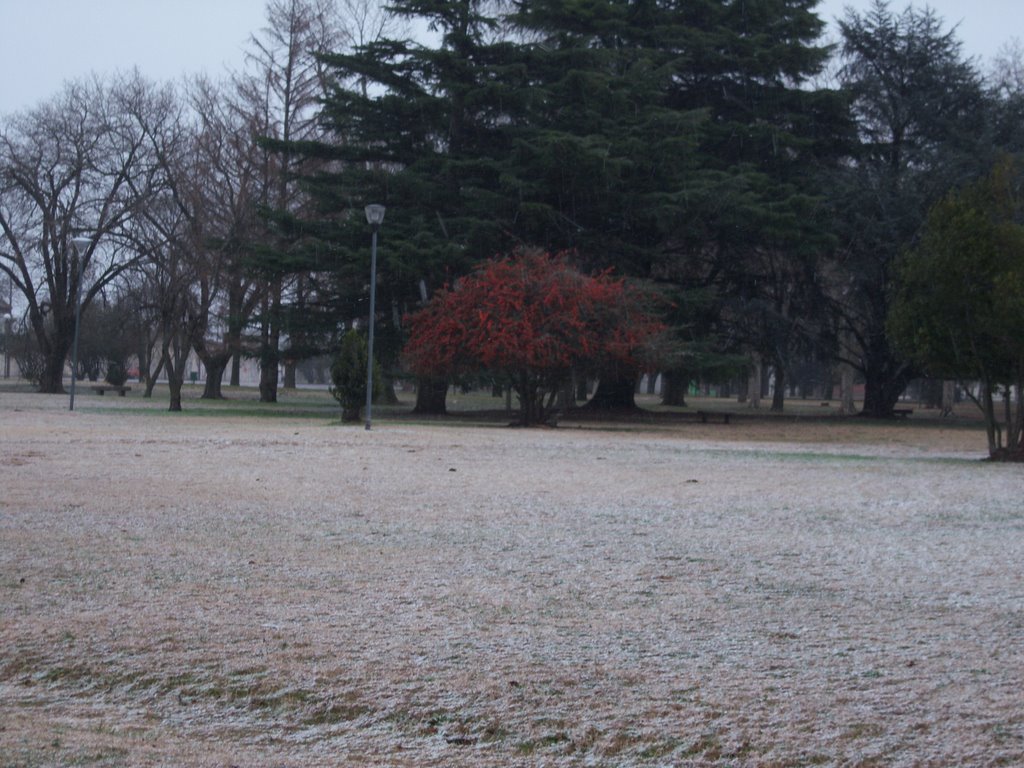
680 732 723 759
41 664 95 686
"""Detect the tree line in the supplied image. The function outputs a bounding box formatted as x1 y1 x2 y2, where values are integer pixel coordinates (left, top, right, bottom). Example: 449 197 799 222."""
1 0 1022 453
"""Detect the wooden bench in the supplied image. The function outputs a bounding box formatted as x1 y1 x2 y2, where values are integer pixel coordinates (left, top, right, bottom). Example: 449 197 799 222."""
893 408 913 419
697 410 732 424
91 385 131 397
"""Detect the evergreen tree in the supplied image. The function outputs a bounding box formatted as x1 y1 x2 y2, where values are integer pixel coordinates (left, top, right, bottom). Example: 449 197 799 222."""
512 0 848 409
889 160 1024 458
330 328 381 422
241 0 353 402
289 0 530 412
828 0 988 418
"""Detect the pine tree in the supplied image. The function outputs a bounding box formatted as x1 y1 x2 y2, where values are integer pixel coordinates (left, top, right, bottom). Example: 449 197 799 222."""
289 0 531 411
512 0 847 409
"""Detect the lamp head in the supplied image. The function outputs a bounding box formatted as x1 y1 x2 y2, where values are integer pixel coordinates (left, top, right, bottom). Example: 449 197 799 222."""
71 236 91 254
364 204 386 226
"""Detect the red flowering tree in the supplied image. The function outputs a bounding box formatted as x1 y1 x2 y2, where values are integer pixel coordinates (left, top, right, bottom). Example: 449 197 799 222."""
403 251 664 425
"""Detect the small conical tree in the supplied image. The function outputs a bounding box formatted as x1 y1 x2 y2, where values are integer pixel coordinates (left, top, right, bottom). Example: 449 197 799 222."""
330 330 381 423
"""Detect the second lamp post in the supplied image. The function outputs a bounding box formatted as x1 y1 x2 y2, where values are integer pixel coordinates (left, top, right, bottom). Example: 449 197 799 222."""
364 204 385 430
69 235 92 411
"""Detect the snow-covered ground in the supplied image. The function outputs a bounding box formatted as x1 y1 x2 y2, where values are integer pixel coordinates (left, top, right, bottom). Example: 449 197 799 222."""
1 392 1021 766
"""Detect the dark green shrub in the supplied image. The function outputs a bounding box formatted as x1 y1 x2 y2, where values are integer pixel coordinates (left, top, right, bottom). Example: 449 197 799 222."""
330 330 381 423
105 360 129 386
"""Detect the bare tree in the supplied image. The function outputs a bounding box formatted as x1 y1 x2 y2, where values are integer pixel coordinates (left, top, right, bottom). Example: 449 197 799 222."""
0 73 176 394
190 79 270 397
339 0 407 96
148 241 199 412
990 38 1024 97
117 270 166 397
142 76 269 400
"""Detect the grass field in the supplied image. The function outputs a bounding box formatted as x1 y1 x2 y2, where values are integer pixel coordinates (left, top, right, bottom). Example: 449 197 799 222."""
1 384 1021 766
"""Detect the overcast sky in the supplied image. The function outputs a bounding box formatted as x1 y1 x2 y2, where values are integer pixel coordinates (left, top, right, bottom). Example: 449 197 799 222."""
0 0 1019 116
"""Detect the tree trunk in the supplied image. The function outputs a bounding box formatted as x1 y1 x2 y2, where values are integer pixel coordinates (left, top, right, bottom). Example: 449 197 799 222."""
161 342 188 413
201 354 230 399
585 370 639 411
515 373 539 426
40 346 68 394
379 378 400 405
227 277 246 388
941 380 956 416
736 375 749 404
29 297 73 394
823 371 835 401
259 353 279 402
575 377 591 402
661 369 689 407
857 334 913 418
982 383 999 456
259 280 281 403
860 369 912 418
748 354 762 409
143 352 165 398
840 363 856 415
771 364 785 413
412 376 448 414
1008 376 1024 458
136 338 155 387
168 379 183 412
282 275 307 392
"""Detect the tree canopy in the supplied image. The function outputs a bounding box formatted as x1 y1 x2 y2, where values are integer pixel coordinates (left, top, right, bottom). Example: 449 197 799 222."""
889 160 1024 459
404 250 664 425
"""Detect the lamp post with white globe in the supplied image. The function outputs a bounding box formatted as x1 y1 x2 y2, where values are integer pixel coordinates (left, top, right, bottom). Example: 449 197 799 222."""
363 204 385 430
69 235 92 411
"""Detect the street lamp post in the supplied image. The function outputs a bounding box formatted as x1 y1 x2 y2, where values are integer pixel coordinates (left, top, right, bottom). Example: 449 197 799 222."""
2 314 11 380
364 204 385 431
69 236 92 411
2 276 11 378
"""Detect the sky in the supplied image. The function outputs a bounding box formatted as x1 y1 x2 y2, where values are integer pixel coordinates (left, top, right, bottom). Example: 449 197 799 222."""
0 0 1020 116
0 0 267 116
